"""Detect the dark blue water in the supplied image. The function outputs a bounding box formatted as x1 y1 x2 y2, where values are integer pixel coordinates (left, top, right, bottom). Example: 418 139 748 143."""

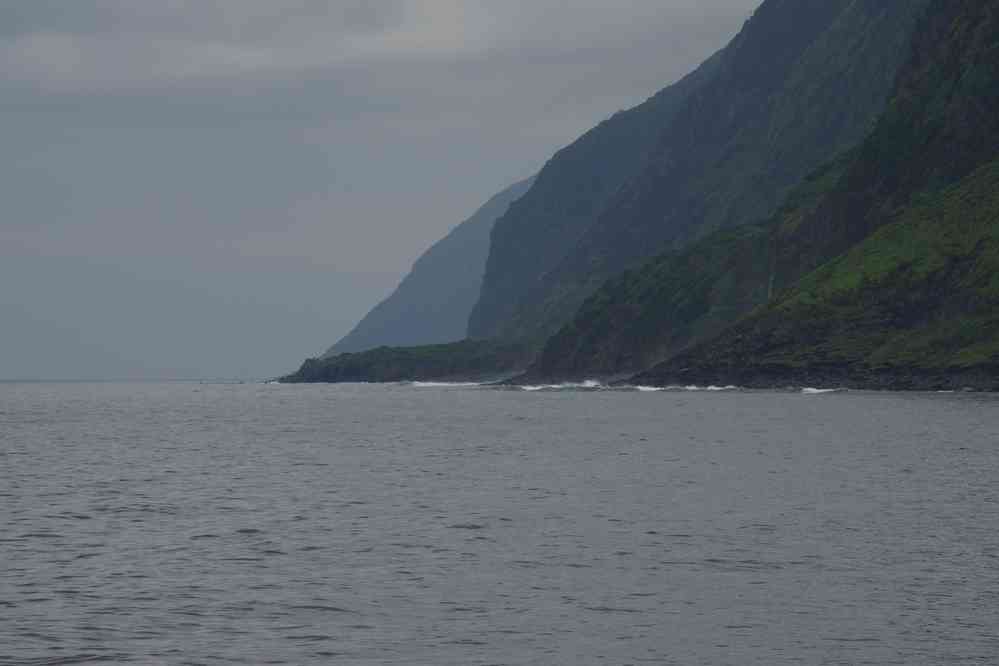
2 382 998 665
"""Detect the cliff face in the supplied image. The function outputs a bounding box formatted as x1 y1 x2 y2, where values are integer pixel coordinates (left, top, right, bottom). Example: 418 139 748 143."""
525 151 852 381
632 0 999 390
465 49 724 343
472 0 929 343
772 0 999 289
325 177 534 356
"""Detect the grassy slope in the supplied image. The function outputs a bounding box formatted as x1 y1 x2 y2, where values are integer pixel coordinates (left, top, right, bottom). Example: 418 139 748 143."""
628 0 999 389
635 158 999 389
531 225 772 379
772 159 999 369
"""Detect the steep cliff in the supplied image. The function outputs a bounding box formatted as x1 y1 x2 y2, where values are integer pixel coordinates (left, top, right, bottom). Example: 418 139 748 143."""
325 177 533 355
466 48 724 342
472 0 929 343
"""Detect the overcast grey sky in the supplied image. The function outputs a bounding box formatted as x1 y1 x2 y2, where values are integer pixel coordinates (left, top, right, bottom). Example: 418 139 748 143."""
1 1 757 380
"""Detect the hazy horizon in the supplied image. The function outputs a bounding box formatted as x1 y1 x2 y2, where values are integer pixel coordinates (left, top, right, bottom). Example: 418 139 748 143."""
2 1 757 380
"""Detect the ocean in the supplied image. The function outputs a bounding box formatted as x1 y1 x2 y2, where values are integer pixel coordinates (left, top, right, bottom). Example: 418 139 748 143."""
2 381 998 665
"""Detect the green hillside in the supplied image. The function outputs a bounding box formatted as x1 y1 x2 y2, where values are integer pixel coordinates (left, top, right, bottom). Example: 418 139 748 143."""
636 159 999 390
632 0 999 390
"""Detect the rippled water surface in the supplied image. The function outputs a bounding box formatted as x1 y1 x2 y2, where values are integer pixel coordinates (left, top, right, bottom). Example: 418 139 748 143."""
2 381 999 665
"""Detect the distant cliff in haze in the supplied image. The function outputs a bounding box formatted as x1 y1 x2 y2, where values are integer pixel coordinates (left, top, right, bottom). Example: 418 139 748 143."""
325 177 534 356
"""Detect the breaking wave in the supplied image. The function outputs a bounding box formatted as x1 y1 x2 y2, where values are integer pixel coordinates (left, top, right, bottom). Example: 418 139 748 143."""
519 380 606 392
658 385 740 392
515 382 743 393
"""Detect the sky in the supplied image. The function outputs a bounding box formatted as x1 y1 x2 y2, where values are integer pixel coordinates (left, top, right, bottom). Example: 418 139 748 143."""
1 1 758 380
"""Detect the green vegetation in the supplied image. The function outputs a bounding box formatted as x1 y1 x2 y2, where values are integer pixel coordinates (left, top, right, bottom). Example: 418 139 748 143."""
525 152 852 381
626 0 999 389
526 225 773 380
636 156 999 389
771 158 999 369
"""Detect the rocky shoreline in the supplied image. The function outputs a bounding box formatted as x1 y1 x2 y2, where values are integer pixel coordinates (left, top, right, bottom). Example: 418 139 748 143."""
631 362 999 393
283 356 999 393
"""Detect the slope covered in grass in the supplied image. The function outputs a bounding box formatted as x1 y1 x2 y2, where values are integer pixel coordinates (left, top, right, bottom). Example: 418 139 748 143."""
636 158 999 390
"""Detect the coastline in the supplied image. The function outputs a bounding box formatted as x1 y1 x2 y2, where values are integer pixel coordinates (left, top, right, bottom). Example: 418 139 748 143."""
279 360 999 393
631 362 999 393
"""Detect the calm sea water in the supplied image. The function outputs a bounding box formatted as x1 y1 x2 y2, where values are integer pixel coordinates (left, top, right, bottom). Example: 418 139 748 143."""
2 381 998 665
